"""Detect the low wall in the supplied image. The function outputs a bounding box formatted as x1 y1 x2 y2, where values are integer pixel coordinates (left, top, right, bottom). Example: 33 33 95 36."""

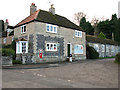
2 56 13 66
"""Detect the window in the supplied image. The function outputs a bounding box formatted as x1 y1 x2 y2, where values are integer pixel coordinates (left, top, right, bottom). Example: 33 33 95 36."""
46 43 57 51
46 24 57 33
3 38 6 44
74 45 83 54
21 25 26 34
16 41 28 54
75 30 82 37
94 44 99 52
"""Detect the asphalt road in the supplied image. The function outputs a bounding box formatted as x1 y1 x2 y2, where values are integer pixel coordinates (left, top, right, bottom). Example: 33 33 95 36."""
2 58 118 88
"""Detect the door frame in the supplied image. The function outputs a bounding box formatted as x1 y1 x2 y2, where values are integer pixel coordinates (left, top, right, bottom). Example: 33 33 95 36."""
67 43 72 57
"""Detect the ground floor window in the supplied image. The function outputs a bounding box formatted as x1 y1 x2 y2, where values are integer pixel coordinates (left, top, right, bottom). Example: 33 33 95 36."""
74 45 83 54
16 41 28 54
46 43 57 51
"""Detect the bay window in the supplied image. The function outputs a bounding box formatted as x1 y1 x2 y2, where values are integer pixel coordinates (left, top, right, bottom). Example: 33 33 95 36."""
16 41 28 54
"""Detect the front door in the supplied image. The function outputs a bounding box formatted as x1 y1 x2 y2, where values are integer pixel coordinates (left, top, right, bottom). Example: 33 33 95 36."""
67 44 71 57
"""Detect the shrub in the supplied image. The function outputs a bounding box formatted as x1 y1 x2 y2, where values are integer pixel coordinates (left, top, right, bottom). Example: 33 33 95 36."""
12 60 22 64
1 48 15 58
115 53 120 64
86 45 99 59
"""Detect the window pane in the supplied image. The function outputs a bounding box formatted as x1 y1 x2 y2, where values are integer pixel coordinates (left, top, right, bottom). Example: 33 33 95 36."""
54 27 56 32
50 26 53 31
47 25 49 31
24 26 26 32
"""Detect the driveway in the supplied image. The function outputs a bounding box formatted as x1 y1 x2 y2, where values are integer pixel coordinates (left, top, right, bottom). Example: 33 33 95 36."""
2 58 118 88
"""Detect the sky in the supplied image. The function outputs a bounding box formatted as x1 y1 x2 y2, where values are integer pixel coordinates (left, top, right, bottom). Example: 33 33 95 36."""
0 0 119 26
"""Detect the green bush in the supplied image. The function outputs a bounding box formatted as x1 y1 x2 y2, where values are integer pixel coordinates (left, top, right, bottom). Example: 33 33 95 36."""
115 53 120 64
1 48 15 58
86 45 99 59
12 60 22 64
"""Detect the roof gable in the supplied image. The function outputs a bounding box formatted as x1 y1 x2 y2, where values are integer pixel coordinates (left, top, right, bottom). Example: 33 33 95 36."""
16 9 40 27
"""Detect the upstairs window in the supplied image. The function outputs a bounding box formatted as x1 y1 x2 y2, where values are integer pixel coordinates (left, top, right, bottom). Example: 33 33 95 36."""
46 43 57 51
75 30 82 37
46 24 57 33
21 25 26 34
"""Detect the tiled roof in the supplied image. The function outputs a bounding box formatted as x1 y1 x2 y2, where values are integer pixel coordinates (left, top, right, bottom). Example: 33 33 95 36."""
16 9 40 27
86 35 119 45
15 9 84 31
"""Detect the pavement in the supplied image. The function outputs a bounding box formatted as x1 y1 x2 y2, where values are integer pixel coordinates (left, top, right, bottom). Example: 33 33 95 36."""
2 60 86 69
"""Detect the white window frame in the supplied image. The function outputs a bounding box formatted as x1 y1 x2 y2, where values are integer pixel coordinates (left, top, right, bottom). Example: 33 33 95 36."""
3 38 6 44
46 24 57 33
21 25 27 34
74 44 83 54
75 30 82 37
16 41 28 54
46 43 57 51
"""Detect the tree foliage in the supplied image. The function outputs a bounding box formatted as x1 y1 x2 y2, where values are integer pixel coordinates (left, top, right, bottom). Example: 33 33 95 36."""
98 32 106 39
80 17 94 35
97 14 120 42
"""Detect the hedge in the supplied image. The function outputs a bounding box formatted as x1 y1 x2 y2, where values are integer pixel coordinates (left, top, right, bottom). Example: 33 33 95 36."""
1 48 15 58
115 53 120 64
12 60 22 64
86 45 99 59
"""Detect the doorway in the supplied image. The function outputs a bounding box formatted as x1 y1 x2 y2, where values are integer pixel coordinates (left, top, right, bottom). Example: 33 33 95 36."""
67 43 72 57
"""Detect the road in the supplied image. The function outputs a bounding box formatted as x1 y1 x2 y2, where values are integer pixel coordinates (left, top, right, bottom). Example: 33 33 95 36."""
2 58 118 88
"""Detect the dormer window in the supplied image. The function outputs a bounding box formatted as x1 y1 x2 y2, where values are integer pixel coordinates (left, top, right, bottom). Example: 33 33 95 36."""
21 25 26 34
46 24 57 33
75 30 82 37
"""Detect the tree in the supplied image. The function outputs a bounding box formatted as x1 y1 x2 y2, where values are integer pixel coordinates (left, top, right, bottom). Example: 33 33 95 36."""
91 16 99 36
73 12 86 25
98 32 106 39
80 17 94 35
97 19 112 39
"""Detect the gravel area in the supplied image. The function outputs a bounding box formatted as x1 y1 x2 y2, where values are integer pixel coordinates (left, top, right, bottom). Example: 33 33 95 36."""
2 58 118 88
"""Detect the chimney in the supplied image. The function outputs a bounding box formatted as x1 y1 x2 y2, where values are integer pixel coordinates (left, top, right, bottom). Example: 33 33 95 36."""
30 3 37 15
4 19 9 31
49 4 55 15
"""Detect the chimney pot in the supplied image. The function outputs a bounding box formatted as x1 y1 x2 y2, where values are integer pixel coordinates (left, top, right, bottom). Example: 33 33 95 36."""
6 19 9 23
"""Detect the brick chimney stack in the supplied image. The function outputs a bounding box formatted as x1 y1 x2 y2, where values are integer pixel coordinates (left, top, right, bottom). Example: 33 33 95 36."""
30 3 37 15
49 4 55 15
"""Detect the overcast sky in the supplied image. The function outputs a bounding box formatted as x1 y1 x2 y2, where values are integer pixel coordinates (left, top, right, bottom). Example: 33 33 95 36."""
0 0 119 26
